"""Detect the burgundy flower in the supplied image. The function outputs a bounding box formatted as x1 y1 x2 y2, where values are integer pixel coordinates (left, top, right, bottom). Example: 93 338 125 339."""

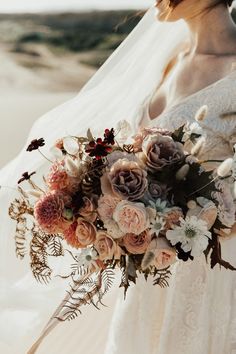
85 138 112 160
18 171 36 184
27 138 45 152
103 128 115 145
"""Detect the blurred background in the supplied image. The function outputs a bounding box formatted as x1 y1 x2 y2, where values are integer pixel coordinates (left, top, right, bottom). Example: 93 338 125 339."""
0 0 152 168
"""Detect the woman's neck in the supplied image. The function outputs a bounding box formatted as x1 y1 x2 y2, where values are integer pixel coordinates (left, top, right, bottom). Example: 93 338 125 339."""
186 5 236 55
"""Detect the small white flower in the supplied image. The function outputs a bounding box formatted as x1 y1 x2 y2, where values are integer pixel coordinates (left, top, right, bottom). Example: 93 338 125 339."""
166 215 211 257
149 214 165 236
217 158 233 178
77 248 98 268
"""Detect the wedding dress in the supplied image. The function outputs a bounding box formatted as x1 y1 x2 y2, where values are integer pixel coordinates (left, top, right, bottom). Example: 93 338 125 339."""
104 69 236 354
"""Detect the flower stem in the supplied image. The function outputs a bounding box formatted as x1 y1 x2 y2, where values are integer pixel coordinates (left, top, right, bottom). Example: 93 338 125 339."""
200 159 224 164
38 148 53 163
188 176 219 197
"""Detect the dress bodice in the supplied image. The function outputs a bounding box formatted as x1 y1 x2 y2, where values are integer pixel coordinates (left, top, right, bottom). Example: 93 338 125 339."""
105 70 236 354
140 70 236 163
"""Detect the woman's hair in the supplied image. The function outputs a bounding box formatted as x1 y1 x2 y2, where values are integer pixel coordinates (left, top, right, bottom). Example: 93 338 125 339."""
169 0 233 7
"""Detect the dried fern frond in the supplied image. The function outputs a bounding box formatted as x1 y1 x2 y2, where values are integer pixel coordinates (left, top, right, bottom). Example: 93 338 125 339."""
30 229 56 284
153 267 171 288
9 197 34 259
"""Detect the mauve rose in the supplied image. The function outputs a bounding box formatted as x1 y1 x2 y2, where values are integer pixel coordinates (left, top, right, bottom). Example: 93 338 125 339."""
123 230 152 254
75 217 97 246
113 201 149 235
143 134 184 171
133 127 171 153
108 159 148 201
148 181 169 200
95 231 121 261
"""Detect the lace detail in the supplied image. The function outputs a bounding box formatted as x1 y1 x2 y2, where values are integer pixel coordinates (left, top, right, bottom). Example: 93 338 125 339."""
105 71 236 354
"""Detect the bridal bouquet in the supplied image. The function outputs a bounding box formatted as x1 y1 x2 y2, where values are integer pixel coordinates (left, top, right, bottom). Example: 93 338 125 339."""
9 106 236 320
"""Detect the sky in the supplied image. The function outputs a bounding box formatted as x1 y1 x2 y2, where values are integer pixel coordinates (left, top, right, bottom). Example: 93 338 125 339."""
0 0 154 13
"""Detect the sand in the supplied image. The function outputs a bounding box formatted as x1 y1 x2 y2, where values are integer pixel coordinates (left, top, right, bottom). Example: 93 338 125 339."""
0 44 95 168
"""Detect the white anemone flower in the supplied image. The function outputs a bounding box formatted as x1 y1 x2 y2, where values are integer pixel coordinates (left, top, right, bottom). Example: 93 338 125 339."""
77 248 98 269
149 214 165 236
166 216 211 257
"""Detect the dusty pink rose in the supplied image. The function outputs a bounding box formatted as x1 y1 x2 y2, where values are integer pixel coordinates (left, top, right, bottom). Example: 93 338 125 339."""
79 197 97 223
64 221 83 249
164 207 184 230
133 127 171 152
97 195 120 222
94 231 121 261
34 191 71 233
141 237 176 270
123 230 152 254
107 159 148 201
113 201 149 234
153 238 177 269
143 134 185 171
75 217 97 246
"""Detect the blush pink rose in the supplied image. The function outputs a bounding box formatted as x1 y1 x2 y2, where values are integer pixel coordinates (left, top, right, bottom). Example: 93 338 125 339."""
123 230 152 254
142 237 176 270
153 238 177 269
113 201 149 235
94 231 121 261
75 217 97 246
97 195 120 222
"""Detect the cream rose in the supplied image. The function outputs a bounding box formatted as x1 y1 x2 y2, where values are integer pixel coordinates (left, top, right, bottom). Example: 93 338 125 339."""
94 231 121 261
123 230 152 254
75 217 97 246
113 200 149 235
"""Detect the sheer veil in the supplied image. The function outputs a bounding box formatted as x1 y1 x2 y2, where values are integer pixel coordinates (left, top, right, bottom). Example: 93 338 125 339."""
0 6 189 353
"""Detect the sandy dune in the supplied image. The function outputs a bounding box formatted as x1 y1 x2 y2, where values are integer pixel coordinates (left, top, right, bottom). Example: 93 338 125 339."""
0 45 95 168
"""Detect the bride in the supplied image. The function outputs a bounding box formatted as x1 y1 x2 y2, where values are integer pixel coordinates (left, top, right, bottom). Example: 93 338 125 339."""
0 0 236 353
105 1 236 354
